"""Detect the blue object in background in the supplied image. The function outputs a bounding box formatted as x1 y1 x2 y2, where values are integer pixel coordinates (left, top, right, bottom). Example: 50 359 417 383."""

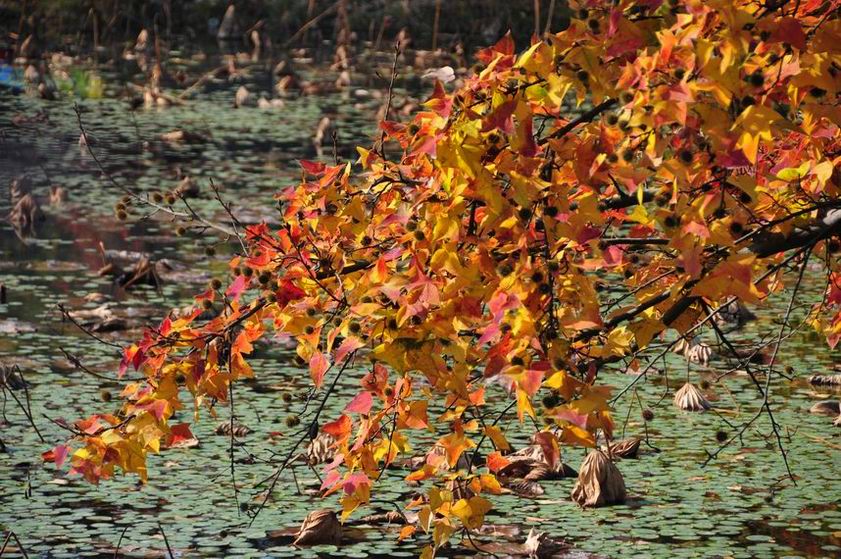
0 63 23 93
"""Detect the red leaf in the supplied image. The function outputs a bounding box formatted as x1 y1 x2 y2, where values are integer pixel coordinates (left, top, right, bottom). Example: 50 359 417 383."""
335 336 363 364
344 391 373 415
770 18 806 51
42 444 69 468
225 275 248 300
168 423 196 448
300 160 326 175
323 414 352 441
310 352 330 388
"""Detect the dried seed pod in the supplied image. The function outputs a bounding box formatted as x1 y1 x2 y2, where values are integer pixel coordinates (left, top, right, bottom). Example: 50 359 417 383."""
571 450 627 507
293 509 342 546
673 382 711 411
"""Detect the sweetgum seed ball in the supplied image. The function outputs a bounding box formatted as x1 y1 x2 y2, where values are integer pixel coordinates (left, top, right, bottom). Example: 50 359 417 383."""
642 409 655 421
748 72 764 88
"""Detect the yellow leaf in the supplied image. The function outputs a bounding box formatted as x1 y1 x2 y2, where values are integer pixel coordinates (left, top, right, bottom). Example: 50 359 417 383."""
452 496 492 529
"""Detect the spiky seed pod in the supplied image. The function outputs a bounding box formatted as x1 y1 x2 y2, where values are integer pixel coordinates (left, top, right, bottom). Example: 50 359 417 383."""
642 409 655 422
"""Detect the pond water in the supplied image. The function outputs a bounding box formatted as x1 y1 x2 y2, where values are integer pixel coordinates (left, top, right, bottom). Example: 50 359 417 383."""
1 52 840 559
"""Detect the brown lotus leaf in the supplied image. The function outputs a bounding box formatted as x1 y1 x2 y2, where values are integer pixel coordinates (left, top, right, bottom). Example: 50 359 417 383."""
294 509 342 546
571 450 626 507
674 382 710 411
505 479 545 498
809 400 840 416
809 374 841 387
523 461 553 481
9 193 44 237
607 437 641 459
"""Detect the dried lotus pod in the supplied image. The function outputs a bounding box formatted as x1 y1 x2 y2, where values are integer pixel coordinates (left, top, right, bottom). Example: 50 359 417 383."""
674 382 710 411
571 450 626 507
293 509 342 546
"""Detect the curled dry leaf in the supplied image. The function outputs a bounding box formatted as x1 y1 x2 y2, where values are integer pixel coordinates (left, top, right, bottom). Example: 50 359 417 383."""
809 400 841 416
422 66 456 83
235 85 251 108
674 382 711 411
294 509 342 546
673 337 713 366
214 421 251 437
606 437 641 459
524 528 568 559
303 432 337 464
571 450 626 507
833 415 841 427
808 374 841 387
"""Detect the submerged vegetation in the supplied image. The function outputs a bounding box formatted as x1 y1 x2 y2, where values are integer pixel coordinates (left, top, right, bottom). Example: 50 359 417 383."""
2 1 841 558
